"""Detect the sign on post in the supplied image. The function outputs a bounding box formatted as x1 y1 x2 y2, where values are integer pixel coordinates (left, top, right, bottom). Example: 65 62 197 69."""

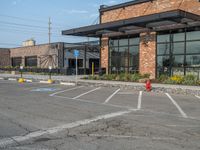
74 50 79 57
74 50 79 86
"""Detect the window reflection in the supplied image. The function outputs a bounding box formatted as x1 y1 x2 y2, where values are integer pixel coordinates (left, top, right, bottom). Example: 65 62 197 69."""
157 29 200 78
109 37 139 73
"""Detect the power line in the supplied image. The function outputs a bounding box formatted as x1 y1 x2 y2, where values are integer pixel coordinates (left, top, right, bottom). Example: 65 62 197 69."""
0 14 72 28
0 42 21 46
0 27 60 36
0 14 48 24
48 17 51 44
0 21 47 29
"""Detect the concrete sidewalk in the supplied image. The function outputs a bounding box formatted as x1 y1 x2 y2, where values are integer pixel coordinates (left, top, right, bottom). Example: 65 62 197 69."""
0 73 199 95
0 73 84 81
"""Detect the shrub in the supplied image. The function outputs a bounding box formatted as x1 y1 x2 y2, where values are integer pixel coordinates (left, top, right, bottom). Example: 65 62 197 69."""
158 74 169 82
182 75 198 85
130 73 141 82
170 75 184 84
142 73 150 78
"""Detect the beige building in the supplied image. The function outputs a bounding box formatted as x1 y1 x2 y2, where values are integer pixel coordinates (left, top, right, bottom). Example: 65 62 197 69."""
10 42 64 68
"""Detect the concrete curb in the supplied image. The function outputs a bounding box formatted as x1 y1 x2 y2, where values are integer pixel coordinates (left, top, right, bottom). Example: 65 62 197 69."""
0 77 199 96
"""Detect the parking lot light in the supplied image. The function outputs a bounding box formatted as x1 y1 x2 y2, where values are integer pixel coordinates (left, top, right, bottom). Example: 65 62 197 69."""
48 66 54 84
18 65 24 83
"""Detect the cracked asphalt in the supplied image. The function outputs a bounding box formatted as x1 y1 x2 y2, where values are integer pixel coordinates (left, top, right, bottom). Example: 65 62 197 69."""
0 80 200 150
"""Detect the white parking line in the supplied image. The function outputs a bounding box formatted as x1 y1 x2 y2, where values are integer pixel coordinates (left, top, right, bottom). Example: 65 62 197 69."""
53 94 134 109
103 89 120 104
165 93 188 118
72 87 101 99
49 86 84 96
0 109 134 149
137 91 142 110
195 95 200 100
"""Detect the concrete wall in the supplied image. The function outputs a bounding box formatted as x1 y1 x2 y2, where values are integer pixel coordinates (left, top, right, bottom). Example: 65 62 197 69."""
100 0 200 78
10 43 62 68
0 48 11 67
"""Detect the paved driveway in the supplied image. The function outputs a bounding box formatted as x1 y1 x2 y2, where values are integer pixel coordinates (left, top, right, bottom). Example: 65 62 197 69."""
0 80 200 150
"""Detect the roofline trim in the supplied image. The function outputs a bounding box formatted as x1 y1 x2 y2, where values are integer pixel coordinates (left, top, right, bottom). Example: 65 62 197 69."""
99 0 153 13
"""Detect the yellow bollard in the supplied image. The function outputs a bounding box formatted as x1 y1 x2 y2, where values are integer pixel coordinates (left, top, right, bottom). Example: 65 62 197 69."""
47 79 54 84
18 78 24 83
92 62 94 77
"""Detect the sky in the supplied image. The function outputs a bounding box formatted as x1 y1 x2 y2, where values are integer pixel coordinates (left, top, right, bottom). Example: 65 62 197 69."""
0 0 130 48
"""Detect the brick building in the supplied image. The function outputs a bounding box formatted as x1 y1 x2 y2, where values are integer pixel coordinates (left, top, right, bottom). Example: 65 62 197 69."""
9 41 100 74
0 48 11 67
62 0 200 79
10 42 65 69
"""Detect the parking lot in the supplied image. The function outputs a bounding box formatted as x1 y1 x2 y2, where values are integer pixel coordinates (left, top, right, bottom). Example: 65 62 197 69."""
0 80 200 150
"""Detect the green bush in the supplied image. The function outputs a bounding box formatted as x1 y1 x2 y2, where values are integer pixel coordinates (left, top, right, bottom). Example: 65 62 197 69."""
85 74 199 86
158 74 169 82
182 75 198 85
142 73 150 78
130 73 141 82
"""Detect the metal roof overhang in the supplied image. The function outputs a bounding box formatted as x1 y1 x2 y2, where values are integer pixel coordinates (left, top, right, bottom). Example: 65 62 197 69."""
62 10 200 37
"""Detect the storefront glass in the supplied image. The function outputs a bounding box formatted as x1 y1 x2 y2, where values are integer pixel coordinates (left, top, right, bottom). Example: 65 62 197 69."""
157 28 200 79
109 37 139 74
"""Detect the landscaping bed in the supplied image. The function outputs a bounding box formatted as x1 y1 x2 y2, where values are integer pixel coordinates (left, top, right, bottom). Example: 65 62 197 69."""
83 74 200 86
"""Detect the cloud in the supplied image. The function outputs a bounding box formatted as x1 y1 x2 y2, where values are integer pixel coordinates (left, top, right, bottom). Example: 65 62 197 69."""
60 9 89 15
107 0 118 5
11 0 22 6
12 1 17 5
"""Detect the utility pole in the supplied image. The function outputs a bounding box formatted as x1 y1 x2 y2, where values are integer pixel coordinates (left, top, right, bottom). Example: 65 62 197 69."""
48 17 51 44
48 17 52 68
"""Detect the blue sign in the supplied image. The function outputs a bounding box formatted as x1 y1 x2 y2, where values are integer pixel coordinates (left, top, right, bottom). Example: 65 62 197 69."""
74 50 79 57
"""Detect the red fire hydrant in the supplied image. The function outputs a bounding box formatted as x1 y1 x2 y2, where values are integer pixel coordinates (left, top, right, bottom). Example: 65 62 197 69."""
146 79 152 92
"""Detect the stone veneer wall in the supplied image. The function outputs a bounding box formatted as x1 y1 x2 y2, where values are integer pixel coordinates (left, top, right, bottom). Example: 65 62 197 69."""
139 32 156 79
101 37 109 73
100 0 200 77
0 49 11 67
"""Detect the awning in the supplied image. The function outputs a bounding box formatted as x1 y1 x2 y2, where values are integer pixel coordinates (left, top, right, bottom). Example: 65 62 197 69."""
62 10 200 37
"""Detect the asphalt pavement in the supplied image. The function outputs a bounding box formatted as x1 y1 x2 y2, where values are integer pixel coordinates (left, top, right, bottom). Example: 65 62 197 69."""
0 80 200 150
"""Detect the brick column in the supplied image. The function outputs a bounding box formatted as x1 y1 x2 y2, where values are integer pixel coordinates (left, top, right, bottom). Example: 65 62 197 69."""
101 37 109 74
139 32 156 79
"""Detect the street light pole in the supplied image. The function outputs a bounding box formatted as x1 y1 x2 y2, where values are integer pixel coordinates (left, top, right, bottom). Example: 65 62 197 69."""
49 66 52 80
76 56 78 86
20 65 23 78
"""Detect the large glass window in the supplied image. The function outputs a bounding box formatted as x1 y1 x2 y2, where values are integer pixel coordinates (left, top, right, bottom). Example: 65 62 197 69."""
12 57 22 67
25 56 37 67
109 37 139 74
157 29 200 79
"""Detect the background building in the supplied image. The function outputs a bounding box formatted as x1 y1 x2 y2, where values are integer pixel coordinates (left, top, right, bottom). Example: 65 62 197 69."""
10 42 64 69
0 48 11 67
62 0 200 79
0 40 100 75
